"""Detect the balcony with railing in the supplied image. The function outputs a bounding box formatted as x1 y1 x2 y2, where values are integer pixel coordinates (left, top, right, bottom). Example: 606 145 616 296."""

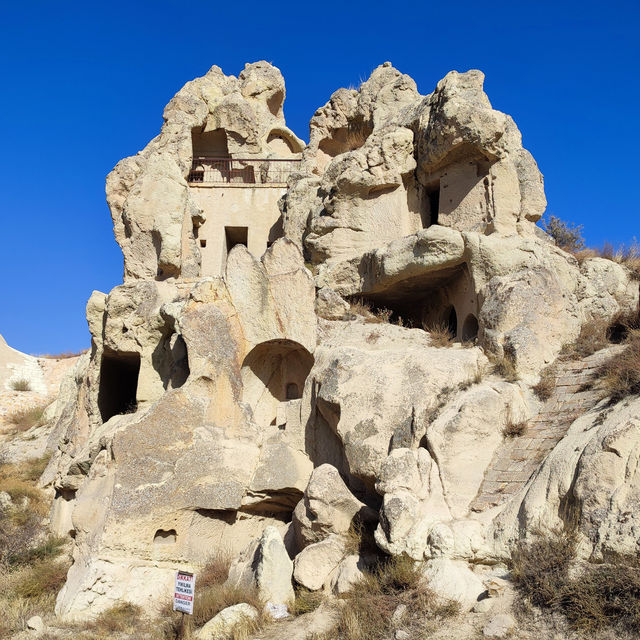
188 157 301 185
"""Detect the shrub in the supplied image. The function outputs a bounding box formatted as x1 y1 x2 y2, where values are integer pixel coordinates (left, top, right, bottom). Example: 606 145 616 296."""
503 420 527 438
598 329 640 402
0 455 55 566
560 317 610 361
5 403 48 432
332 555 459 640
558 560 640 633
423 321 454 347
349 300 392 324
7 536 66 567
197 550 232 589
492 353 519 382
292 586 324 616
511 528 640 633
13 558 69 599
542 215 585 252
600 239 640 280
9 378 32 392
511 528 576 609
88 602 143 634
533 366 556 400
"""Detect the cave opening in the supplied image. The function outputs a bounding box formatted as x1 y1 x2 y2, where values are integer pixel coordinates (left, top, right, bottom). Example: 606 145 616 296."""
98 349 140 423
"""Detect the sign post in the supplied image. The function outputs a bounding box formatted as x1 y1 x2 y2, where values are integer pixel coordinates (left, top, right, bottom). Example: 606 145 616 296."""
173 570 195 638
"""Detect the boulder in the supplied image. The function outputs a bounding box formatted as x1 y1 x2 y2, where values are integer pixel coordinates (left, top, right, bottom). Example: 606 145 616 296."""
315 287 350 320
293 534 346 591
254 527 294 606
329 554 366 594
482 613 516 638
292 464 375 549
197 603 258 640
422 558 485 610
26 615 45 633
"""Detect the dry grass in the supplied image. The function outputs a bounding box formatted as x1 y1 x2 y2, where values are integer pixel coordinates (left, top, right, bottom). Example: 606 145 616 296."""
38 349 87 359
423 321 455 347
5 401 48 433
492 353 519 382
159 552 263 639
560 317 611 361
511 528 640 633
533 365 557 401
511 527 577 609
9 377 32 392
598 329 640 402
0 451 70 638
344 120 372 151
544 214 640 280
292 586 325 616
503 419 528 438
87 602 144 634
330 555 459 640
599 239 640 280
349 300 392 324
12 556 69 599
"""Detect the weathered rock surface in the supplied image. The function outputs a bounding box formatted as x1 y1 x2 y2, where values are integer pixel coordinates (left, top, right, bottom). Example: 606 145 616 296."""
293 534 347 591
422 558 485 610
253 526 294 605
36 58 640 629
492 393 640 561
196 603 258 640
292 463 376 550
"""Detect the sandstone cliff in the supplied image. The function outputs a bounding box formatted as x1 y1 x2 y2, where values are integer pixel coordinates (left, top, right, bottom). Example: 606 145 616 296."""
17 61 638 632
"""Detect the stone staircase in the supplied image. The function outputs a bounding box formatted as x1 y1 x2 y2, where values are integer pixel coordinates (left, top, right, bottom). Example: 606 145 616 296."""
470 348 617 512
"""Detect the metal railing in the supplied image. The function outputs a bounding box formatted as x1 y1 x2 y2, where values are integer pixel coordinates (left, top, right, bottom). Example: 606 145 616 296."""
188 157 301 185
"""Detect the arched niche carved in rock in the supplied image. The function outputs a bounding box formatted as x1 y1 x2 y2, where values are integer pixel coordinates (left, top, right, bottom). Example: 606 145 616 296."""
462 313 479 343
241 339 313 428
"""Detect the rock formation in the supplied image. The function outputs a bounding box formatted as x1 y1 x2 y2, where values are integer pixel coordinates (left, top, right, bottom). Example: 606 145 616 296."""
38 60 640 622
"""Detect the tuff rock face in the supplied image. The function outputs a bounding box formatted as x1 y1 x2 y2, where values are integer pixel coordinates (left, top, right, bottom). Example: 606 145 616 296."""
40 60 640 620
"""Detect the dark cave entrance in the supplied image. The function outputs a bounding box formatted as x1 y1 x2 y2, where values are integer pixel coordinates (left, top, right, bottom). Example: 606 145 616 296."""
98 349 140 423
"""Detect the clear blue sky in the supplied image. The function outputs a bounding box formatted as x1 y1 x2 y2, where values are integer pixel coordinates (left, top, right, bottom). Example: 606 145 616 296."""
0 0 638 354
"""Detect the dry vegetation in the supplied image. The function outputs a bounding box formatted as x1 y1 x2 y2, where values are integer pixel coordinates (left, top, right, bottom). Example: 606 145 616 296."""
598 328 640 402
9 377 32 392
344 120 373 152
503 419 528 438
5 401 48 433
317 555 459 640
37 350 87 359
348 300 392 324
511 527 640 634
543 214 640 279
0 454 71 638
422 320 455 347
491 352 519 382
533 310 640 402
532 365 557 400
160 551 264 639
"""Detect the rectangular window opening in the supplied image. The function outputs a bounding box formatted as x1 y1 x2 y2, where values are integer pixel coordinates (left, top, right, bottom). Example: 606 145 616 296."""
426 181 440 226
225 226 248 253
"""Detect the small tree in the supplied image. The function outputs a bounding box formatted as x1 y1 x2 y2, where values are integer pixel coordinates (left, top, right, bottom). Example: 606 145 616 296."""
542 215 585 252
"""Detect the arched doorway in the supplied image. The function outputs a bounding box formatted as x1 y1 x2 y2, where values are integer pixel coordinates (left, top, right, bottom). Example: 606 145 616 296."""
444 305 458 339
461 313 479 342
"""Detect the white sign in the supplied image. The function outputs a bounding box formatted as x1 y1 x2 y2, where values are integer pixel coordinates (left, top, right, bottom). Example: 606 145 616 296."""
173 570 195 615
